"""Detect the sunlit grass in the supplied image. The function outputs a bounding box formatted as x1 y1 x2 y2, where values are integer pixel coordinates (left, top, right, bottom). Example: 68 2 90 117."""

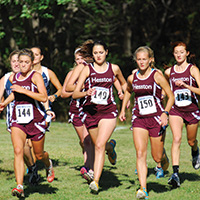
0 119 200 200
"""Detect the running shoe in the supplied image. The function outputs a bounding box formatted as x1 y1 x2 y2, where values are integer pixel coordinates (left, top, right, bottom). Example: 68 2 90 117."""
155 167 164 179
29 164 40 185
46 159 55 183
89 180 99 194
12 185 24 198
80 166 88 175
107 139 117 165
168 173 180 188
161 148 169 171
136 187 148 199
83 169 94 183
192 147 200 170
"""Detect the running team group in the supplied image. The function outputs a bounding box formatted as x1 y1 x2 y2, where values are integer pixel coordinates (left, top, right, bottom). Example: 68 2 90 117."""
0 40 200 199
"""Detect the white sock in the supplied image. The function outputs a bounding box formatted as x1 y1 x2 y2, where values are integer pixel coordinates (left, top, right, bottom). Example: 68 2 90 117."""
17 184 23 189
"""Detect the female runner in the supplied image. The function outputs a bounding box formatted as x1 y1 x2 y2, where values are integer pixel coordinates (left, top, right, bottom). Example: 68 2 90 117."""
0 49 55 198
119 46 174 199
165 41 200 188
72 40 127 194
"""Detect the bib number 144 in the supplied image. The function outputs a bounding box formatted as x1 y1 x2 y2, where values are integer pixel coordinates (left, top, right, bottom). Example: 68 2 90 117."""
16 104 34 124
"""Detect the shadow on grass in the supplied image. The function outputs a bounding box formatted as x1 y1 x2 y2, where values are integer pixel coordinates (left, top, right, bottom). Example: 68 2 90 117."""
22 173 58 198
24 173 58 186
178 172 200 184
71 165 84 172
101 165 136 192
71 164 132 192
35 158 68 171
147 182 169 193
24 158 67 183
0 168 14 176
23 183 58 198
99 165 122 192
21 158 68 198
0 159 15 177
147 171 200 194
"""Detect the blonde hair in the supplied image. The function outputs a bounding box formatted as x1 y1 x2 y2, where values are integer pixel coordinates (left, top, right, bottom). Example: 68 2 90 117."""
133 46 155 68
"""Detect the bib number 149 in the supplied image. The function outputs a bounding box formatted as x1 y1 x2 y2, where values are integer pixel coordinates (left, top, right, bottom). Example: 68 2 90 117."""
91 87 109 105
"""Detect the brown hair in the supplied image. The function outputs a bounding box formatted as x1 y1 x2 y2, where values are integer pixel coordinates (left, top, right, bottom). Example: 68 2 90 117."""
18 48 34 62
79 39 94 63
9 50 20 61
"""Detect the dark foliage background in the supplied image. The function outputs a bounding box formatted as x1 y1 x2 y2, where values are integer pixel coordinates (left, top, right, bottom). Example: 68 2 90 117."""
1 0 200 121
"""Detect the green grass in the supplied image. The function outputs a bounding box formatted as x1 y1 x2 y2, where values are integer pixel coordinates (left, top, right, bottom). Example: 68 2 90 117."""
0 119 200 200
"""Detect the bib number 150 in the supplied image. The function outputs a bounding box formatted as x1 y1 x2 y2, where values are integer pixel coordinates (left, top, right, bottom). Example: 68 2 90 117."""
138 95 157 115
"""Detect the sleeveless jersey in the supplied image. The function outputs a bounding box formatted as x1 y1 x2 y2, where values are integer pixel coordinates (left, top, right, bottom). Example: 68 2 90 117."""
11 71 46 131
83 62 117 113
69 62 87 113
4 72 14 129
169 64 198 112
4 72 12 98
41 66 50 95
132 69 164 117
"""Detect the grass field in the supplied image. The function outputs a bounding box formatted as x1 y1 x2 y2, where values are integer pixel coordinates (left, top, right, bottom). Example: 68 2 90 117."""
0 119 200 200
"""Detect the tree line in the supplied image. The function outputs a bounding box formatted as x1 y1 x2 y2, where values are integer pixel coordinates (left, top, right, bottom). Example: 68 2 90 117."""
1 0 200 121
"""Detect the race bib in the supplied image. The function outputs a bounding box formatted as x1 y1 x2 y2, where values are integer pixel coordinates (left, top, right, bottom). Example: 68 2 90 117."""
138 95 157 115
91 87 109 105
15 104 34 124
174 89 192 107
